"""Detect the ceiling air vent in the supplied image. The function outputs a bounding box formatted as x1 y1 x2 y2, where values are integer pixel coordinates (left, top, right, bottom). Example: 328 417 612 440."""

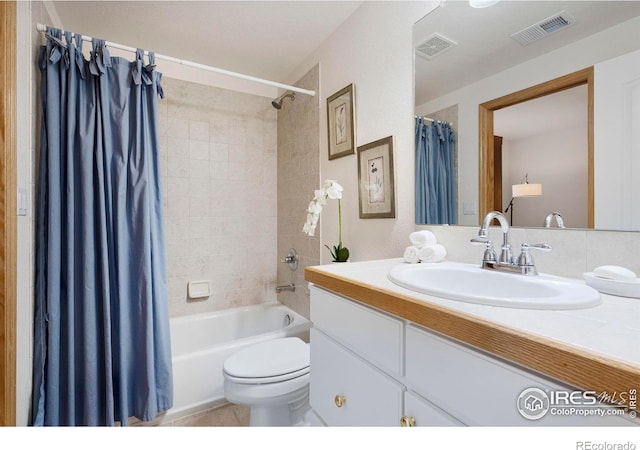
416 33 457 60
511 11 576 46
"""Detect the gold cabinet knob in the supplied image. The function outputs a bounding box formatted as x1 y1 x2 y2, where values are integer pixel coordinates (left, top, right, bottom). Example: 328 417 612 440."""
334 395 346 408
400 416 416 427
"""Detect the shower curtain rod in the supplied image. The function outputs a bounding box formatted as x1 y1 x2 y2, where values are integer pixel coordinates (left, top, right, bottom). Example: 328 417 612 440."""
415 115 453 126
35 23 316 97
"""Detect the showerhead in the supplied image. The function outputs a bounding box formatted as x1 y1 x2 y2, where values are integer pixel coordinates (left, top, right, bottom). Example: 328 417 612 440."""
271 92 295 109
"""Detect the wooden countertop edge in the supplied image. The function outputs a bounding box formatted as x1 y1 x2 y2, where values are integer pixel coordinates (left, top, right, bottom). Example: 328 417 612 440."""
305 266 640 410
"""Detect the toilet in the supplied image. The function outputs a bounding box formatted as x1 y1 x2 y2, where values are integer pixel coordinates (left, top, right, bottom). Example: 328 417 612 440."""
223 337 310 426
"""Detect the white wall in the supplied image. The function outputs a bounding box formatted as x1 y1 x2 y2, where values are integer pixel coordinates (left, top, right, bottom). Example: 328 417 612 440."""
502 125 587 228
594 48 640 231
16 0 54 426
416 15 640 227
287 1 439 262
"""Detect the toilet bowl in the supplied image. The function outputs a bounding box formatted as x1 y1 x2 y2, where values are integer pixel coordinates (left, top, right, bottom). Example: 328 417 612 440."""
223 337 310 426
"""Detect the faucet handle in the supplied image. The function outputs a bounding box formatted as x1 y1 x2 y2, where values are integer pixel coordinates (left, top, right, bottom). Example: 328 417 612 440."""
521 243 551 252
471 239 497 263
517 243 551 269
281 248 298 271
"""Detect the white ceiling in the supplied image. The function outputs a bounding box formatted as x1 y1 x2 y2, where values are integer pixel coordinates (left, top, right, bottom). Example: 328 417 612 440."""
47 1 640 103
47 1 364 85
414 0 640 105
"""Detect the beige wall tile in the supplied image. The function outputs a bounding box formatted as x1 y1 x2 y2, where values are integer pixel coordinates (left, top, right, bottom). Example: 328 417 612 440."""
586 230 640 275
162 77 277 317
419 225 640 281
276 65 320 320
188 140 209 160
189 120 209 142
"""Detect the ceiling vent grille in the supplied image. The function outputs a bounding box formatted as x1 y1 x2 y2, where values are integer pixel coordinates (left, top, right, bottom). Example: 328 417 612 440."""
511 11 576 46
416 33 457 60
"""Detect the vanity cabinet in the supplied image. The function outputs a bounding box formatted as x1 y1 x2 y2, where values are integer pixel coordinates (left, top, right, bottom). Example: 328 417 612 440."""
403 391 462 427
310 286 468 427
404 324 632 426
309 285 636 427
310 328 404 426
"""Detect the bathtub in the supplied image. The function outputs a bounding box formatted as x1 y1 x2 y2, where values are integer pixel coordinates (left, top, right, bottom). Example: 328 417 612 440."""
160 302 311 422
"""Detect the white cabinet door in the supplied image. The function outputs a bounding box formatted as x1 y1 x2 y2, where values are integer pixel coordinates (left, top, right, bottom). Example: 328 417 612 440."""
403 391 463 427
310 328 404 426
310 286 404 377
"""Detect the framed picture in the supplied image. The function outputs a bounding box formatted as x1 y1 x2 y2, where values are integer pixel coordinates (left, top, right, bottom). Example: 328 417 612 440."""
357 136 395 219
327 84 355 160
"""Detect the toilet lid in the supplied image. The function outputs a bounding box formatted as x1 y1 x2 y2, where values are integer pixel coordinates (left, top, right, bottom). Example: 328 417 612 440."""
223 337 310 380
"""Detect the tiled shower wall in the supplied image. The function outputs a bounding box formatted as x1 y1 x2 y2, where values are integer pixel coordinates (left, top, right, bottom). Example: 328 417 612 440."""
276 65 320 319
158 78 278 317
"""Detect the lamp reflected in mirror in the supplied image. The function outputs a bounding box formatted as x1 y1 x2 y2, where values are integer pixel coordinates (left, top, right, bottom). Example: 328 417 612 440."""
504 174 542 225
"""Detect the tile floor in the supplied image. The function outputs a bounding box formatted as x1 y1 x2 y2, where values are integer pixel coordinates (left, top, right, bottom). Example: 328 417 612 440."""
159 403 250 427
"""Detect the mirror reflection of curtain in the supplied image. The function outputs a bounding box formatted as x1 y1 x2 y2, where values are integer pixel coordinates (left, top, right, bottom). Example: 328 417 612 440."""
415 118 457 224
32 29 173 426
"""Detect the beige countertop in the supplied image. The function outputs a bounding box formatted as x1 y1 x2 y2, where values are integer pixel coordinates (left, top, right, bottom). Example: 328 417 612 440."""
305 258 640 412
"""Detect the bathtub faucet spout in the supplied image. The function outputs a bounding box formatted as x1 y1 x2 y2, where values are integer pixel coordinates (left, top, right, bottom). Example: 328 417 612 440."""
275 284 295 293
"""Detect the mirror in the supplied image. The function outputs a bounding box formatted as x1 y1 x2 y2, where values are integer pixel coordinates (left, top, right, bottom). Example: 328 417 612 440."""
494 83 589 229
414 1 640 230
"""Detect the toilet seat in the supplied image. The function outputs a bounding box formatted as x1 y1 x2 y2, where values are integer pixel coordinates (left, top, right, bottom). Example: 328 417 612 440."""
223 337 310 385
224 366 310 385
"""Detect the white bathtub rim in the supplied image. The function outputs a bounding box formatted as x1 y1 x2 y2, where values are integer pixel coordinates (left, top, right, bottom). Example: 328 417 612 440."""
170 301 307 325
171 325 310 363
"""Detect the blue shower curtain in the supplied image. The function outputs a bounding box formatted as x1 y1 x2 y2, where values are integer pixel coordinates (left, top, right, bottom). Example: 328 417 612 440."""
32 29 173 426
415 117 457 224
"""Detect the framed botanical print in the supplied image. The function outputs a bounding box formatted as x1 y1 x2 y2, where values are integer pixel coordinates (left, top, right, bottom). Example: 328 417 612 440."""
358 136 396 219
327 84 355 160
357 136 395 219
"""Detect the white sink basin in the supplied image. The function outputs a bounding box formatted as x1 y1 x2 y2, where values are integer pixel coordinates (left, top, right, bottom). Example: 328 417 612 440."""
388 262 601 310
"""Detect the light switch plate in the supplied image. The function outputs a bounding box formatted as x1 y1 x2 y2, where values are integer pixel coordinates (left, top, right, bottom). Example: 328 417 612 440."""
18 187 28 216
463 201 477 215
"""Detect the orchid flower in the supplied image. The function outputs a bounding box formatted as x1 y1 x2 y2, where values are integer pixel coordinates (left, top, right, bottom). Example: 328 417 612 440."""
302 180 349 262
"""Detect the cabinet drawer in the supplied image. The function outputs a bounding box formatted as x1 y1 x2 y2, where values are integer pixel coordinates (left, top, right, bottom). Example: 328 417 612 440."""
403 391 463 427
310 285 403 377
310 328 404 426
406 324 635 426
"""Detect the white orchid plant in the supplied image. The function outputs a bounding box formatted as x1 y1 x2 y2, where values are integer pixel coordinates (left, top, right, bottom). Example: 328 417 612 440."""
303 179 350 262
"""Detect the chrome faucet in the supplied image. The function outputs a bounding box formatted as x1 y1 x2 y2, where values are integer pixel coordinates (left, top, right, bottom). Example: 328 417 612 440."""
543 212 566 228
275 284 295 293
471 211 514 265
471 211 551 276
